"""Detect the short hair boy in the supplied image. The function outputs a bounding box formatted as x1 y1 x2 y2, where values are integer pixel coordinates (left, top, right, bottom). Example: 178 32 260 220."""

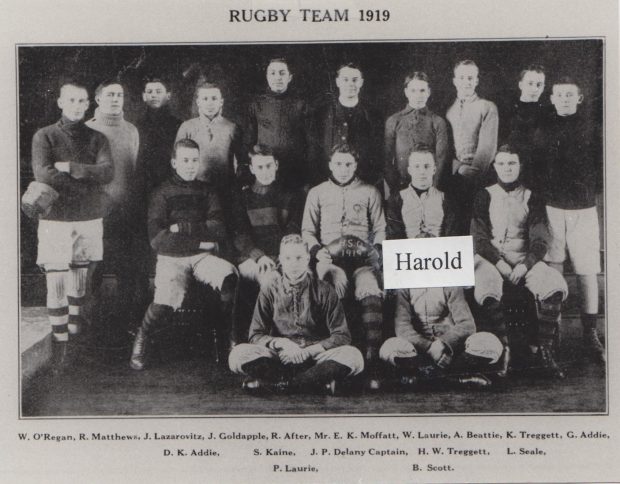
233 145 305 287
228 234 364 394
245 58 310 189
311 63 383 186
31 81 113 370
137 76 182 191
302 145 386 388
129 138 238 370
446 60 499 234
384 71 449 193
386 149 454 239
175 81 248 209
471 145 568 377
533 77 604 362
379 287 504 387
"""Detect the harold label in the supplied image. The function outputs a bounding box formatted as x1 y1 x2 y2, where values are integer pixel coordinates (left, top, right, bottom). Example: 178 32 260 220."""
382 236 475 289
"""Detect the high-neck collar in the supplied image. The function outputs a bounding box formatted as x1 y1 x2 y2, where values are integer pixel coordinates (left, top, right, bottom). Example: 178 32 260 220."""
266 89 290 99
251 180 275 195
404 105 429 115
338 97 359 109
145 105 172 118
171 172 198 187
410 185 430 197
282 271 310 292
92 107 124 127
329 174 358 188
59 116 84 132
498 179 521 192
457 93 479 104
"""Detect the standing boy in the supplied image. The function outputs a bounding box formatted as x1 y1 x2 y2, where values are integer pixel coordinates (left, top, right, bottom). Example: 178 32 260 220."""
534 77 604 362
302 145 385 388
245 58 310 189
129 138 238 370
384 72 449 194
86 79 147 329
312 63 383 186
471 145 568 377
137 77 182 191
175 81 248 210
446 60 498 234
31 82 113 369
229 234 364 394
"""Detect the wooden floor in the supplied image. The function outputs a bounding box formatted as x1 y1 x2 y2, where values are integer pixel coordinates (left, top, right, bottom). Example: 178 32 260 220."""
22 327 606 417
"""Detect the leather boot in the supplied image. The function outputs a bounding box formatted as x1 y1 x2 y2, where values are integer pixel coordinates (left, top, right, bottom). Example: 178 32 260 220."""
583 327 605 363
538 344 565 379
51 340 70 376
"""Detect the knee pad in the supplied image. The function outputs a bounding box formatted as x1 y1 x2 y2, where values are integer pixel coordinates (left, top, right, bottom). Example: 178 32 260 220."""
464 332 504 365
536 291 563 325
353 266 383 300
318 263 348 299
67 264 88 298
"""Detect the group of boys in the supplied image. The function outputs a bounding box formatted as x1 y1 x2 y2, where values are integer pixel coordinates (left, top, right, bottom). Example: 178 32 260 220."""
26 56 603 395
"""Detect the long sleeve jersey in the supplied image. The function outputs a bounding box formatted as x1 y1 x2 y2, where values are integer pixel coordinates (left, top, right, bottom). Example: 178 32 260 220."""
302 177 386 257
147 173 227 257
249 272 351 350
395 287 475 354
384 106 449 191
471 181 549 268
31 116 113 221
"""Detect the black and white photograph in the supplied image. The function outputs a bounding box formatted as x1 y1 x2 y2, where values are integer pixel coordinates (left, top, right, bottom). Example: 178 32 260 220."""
18 39 606 416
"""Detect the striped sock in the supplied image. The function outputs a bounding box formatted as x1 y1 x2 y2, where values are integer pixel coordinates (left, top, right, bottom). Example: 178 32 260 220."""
67 265 88 334
46 271 68 342
360 295 383 358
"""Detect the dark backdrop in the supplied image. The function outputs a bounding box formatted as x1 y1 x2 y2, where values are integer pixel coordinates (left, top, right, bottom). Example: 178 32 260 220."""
18 39 604 271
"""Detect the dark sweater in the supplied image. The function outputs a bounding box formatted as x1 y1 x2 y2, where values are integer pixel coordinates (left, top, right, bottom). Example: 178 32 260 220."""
136 106 182 192
148 173 227 257
31 117 113 221
245 91 310 186
532 112 602 209
232 181 304 261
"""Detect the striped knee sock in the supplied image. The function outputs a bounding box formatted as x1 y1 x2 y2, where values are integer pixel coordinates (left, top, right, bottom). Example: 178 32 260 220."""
360 295 383 359
46 271 68 342
67 265 88 334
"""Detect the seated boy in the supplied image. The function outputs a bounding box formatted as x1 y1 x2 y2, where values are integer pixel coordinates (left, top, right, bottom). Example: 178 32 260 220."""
129 138 238 370
233 145 304 287
302 145 385 388
228 234 364 394
471 144 568 377
386 149 454 239
379 287 503 387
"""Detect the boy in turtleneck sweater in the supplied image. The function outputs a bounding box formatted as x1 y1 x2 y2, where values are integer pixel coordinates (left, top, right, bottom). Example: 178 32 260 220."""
31 82 113 371
228 234 364 395
502 65 550 190
533 77 604 363
245 58 310 189
86 79 147 331
471 145 568 378
136 77 182 192
129 138 238 370
302 145 386 390
384 72 449 194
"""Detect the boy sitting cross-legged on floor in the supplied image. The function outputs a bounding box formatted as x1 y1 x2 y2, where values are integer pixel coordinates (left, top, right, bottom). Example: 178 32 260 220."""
228 234 364 395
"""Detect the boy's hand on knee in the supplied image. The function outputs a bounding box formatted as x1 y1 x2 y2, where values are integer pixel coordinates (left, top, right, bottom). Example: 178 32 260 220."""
496 260 512 280
278 343 310 365
509 263 528 284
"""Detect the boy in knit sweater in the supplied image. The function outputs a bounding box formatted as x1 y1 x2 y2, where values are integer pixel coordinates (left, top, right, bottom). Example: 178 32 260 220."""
129 138 238 370
245 58 310 189
86 79 149 331
228 234 364 394
175 81 248 211
233 145 304 287
471 145 568 377
446 60 498 235
31 82 113 370
302 145 385 389
533 77 604 363
384 72 449 194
